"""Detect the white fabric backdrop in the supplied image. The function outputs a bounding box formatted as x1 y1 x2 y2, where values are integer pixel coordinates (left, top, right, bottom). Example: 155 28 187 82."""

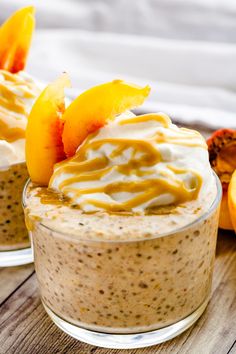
1 0 236 128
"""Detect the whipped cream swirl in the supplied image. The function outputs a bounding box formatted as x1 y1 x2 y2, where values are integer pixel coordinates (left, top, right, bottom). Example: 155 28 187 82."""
50 112 214 213
0 70 40 167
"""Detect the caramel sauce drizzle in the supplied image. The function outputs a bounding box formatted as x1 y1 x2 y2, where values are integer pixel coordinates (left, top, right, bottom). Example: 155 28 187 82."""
49 113 204 212
119 113 171 128
0 70 39 142
36 188 70 206
0 117 25 142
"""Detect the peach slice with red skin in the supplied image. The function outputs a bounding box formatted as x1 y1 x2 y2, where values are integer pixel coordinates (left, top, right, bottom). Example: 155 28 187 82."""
62 80 151 157
26 74 70 186
0 6 35 73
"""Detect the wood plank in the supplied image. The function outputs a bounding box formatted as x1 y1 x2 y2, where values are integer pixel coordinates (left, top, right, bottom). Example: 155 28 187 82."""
0 273 94 354
0 230 235 354
228 342 236 354
0 264 34 304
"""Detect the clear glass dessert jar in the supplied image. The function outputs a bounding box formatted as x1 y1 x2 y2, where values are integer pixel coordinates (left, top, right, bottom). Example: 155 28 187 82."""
23 175 221 349
0 162 33 266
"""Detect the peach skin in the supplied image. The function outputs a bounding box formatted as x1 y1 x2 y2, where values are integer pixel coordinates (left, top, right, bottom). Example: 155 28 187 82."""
0 6 35 73
62 80 150 157
26 74 70 186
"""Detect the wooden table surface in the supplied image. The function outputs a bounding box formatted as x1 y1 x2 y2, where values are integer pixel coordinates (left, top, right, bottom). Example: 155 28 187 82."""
0 124 236 354
0 230 235 354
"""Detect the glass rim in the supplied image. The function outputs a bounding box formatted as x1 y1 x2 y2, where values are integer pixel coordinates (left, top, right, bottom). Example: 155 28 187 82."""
22 171 222 244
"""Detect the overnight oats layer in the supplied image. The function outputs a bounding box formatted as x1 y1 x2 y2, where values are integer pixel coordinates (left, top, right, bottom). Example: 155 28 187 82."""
0 162 29 250
24 177 220 334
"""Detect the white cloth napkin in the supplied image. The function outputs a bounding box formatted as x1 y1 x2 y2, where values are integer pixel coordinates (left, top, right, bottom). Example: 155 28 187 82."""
2 0 236 128
27 30 236 129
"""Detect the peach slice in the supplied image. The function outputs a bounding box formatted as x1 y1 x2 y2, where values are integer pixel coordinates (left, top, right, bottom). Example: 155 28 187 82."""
228 170 236 232
26 74 70 186
62 79 150 157
0 6 35 73
219 188 234 230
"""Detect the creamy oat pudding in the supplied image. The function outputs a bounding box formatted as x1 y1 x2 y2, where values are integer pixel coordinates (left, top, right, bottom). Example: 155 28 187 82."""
0 7 40 259
24 75 221 347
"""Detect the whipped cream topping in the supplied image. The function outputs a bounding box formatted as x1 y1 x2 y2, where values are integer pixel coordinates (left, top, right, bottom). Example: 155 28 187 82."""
50 111 214 213
0 70 40 167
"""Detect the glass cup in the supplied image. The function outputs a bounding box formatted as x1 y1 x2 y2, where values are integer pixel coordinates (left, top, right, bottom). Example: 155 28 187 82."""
23 174 221 349
0 162 33 266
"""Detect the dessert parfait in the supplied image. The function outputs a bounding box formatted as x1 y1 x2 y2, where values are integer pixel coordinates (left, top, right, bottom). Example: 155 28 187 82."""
0 7 40 266
23 75 221 348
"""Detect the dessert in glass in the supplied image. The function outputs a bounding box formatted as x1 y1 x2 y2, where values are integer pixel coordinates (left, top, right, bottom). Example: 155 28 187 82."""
23 75 221 349
0 7 40 266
